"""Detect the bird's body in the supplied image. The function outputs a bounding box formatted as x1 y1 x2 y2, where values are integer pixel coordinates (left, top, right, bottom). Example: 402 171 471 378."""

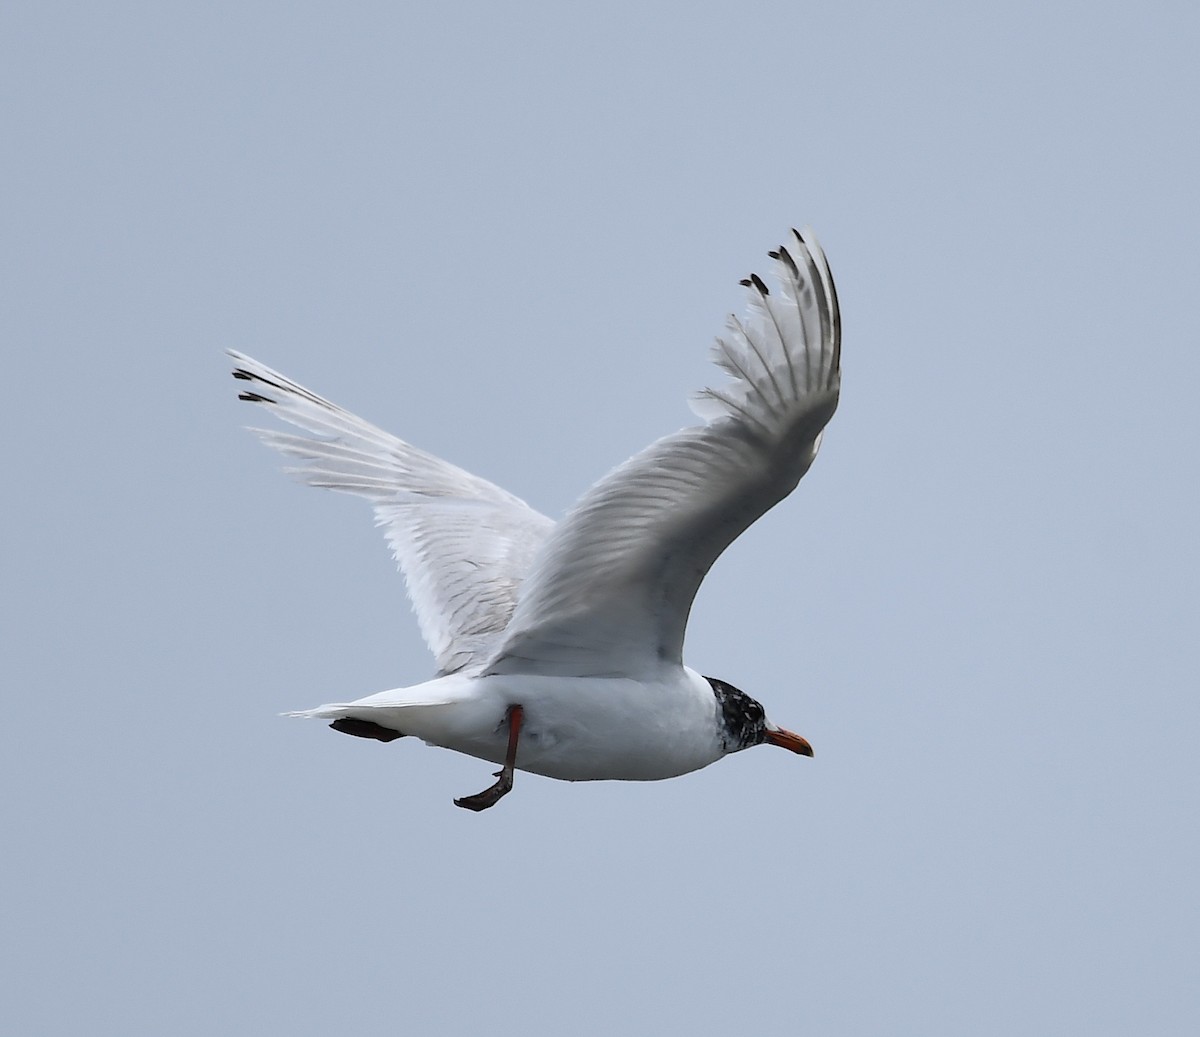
232 228 840 809
296 667 727 783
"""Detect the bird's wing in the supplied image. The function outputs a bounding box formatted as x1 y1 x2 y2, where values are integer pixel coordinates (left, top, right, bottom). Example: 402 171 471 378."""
483 229 841 679
230 352 555 675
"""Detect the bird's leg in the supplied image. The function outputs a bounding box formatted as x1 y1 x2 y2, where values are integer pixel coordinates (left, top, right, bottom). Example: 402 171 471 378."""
454 704 524 812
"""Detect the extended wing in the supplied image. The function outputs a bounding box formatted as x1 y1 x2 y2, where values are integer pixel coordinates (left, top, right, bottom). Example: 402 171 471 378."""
483 229 840 679
230 352 554 675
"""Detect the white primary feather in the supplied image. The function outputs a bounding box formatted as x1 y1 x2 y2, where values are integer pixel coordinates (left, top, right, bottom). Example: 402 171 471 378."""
228 352 554 675
482 228 840 679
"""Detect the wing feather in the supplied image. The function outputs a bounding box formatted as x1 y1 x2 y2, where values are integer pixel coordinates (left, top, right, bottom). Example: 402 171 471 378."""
230 352 554 674
484 229 840 679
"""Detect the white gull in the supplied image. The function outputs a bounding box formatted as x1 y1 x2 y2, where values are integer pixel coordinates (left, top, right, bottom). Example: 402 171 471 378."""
230 228 840 810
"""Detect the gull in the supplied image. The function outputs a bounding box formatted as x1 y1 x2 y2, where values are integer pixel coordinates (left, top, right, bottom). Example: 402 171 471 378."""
230 228 840 811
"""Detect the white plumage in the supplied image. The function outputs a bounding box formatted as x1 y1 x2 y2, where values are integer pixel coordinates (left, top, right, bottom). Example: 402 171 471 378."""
231 228 840 810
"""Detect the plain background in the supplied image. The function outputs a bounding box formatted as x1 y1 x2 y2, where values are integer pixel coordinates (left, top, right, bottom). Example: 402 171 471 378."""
3 2 1197 1034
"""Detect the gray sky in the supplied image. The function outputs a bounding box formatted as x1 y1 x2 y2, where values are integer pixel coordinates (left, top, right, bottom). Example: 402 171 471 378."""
3 2 1197 1034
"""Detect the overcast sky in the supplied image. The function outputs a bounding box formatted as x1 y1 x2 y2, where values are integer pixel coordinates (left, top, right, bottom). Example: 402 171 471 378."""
3 2 1198 1034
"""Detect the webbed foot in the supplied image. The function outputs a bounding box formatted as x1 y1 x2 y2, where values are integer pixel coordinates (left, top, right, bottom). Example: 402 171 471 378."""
453 704 523 813
453 769 514 811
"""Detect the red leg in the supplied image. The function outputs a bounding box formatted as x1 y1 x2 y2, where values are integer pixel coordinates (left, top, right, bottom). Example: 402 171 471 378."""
454 705 524 812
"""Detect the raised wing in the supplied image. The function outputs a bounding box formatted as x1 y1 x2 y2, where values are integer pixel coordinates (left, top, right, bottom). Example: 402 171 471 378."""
229 352 554 675
483 229 840 679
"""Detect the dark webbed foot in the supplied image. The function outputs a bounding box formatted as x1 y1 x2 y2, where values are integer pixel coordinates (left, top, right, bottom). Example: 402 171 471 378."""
329 718 405 742
453 769 514 811
454 704 523 812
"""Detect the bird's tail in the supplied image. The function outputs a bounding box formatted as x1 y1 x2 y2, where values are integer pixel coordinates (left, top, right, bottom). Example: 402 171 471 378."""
282 685 468 744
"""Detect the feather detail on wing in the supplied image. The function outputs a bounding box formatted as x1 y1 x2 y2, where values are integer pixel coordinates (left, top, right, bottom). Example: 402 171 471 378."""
483 229 841 679
229 352 554 675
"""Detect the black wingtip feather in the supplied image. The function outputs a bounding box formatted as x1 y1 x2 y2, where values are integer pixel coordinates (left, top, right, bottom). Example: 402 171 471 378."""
232 369 252 381
238 390 275 403
740 273 769 295
774 245 799 279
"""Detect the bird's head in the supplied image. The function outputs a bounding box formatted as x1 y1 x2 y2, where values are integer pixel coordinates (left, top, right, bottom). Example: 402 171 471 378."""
706 676 814 758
